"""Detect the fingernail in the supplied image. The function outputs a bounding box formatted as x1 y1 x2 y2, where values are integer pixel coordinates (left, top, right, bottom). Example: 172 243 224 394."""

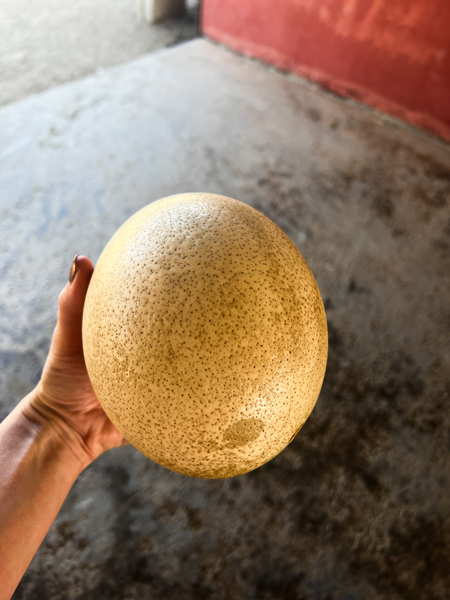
69 255 80 283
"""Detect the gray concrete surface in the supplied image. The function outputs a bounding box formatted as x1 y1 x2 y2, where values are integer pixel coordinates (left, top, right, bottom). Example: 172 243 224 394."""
1 39 449 600
0 0 199 107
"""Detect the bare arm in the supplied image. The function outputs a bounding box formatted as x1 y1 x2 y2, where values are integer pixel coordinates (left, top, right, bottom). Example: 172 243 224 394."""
0 256 128 600
0 394 84 597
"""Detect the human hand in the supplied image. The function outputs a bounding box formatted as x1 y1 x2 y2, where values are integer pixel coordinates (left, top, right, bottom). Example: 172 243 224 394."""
23 255 128 470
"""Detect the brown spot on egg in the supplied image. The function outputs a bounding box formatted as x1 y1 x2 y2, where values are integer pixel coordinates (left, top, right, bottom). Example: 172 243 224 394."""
223 418 265 448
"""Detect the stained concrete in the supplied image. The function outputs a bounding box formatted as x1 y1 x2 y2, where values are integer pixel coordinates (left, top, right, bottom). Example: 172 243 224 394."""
1 39 449 600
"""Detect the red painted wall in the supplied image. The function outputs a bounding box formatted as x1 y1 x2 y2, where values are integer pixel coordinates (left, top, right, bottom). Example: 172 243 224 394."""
202 0 450 142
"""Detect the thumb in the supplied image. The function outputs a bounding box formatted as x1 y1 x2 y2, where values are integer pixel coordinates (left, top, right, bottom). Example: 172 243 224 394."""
52 255 95 357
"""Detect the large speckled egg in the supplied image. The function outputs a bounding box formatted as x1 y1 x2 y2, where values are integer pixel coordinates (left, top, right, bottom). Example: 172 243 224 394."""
82 193 328 478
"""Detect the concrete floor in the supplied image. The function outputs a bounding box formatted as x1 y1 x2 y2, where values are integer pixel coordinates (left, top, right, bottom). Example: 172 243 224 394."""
0 0 199 106
1 39 450 600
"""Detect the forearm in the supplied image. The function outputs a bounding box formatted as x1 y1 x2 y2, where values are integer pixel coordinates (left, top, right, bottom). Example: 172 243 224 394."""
0 392 86 600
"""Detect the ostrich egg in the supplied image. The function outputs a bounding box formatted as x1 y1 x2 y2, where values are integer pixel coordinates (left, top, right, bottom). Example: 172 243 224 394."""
82 193 328 478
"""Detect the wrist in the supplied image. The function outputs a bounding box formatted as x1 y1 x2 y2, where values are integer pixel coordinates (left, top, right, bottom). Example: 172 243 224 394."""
17 390 93 474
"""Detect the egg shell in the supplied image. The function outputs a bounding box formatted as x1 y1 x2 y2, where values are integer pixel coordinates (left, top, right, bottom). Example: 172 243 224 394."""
82 193 328 478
